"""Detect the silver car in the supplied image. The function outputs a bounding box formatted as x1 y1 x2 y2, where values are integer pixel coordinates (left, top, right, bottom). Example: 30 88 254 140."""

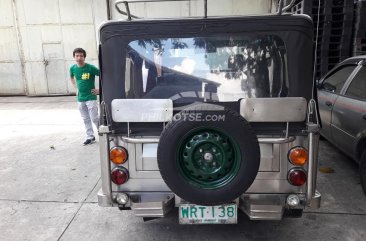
317 56 366 194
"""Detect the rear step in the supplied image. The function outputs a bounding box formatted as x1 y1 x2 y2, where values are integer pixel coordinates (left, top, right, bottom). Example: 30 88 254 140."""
130 194 175 217
239 195 284 220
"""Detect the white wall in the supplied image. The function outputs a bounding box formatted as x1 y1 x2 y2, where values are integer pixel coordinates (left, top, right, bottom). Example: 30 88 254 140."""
0 0 107 95
18 0 107 95
0 0 273 95
0 0 24 95
111 0 273 19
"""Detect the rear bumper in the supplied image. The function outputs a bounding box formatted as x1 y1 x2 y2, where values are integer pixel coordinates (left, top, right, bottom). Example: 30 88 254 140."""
97 189 321 220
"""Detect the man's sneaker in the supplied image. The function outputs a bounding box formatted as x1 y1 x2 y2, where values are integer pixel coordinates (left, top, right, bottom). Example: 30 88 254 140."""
83 137 96 145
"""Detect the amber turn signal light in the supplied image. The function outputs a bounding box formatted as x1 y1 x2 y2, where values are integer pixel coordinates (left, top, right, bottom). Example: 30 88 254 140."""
110 146 128 164
288 147 308 166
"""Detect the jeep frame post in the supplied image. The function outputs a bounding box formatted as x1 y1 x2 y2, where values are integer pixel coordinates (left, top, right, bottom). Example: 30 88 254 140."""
97 0 321 224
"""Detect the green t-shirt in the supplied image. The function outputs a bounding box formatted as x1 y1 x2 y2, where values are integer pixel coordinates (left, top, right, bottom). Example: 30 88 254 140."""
70 63 100 102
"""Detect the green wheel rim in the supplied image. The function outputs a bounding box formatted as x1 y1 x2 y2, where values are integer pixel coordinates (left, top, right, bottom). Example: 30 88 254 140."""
177 127 241 189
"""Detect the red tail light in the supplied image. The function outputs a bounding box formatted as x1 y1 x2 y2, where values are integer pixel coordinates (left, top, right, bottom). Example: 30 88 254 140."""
288 168 307 186
111 167 129 185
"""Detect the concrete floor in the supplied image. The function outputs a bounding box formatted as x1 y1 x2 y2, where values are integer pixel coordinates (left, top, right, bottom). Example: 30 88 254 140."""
0 96 365 241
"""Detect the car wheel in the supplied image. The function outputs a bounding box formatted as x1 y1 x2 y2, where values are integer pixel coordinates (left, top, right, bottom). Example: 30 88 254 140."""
157 104 260 206
360 150 366 195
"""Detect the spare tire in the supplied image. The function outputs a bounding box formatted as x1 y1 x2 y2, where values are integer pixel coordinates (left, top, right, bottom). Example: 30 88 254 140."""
157 104 260 206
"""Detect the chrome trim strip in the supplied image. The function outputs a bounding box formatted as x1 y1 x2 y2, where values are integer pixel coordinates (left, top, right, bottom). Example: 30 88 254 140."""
122 137 160 143
99 134 113 206
306 132 320 205
306 99 321 206
258 136 295 144
121 136 296 144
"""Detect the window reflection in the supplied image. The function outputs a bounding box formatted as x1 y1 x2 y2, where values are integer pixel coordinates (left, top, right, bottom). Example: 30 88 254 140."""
125 35 288 102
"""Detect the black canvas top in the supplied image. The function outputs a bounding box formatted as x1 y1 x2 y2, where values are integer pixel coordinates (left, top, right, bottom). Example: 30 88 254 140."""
98 14 314 134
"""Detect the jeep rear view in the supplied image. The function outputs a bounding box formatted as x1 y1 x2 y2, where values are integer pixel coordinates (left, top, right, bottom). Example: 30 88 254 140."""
97 0 321 224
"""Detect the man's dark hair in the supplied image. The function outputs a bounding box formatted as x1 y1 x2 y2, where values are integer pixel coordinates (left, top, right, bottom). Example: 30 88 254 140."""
73 48 86 57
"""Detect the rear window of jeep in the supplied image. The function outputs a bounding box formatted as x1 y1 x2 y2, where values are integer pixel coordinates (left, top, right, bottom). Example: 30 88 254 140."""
124 35 288 102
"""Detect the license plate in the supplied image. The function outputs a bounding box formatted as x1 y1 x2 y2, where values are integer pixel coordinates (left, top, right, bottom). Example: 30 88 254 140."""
179 203 237 224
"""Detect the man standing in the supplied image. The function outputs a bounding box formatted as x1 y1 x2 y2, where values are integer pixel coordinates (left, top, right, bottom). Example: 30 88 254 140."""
70 48 100 145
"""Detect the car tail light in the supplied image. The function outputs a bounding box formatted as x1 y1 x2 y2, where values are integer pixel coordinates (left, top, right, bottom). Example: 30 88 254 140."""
110 146 128 165
288 168 307 186
111 167 129 185
288 147 308 166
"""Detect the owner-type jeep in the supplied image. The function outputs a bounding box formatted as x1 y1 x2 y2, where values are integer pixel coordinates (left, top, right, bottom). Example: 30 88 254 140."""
97 0 321 224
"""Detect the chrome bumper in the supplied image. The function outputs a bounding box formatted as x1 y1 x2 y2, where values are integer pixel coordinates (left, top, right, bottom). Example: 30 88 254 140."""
130 193 175 217
97 191 321 220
